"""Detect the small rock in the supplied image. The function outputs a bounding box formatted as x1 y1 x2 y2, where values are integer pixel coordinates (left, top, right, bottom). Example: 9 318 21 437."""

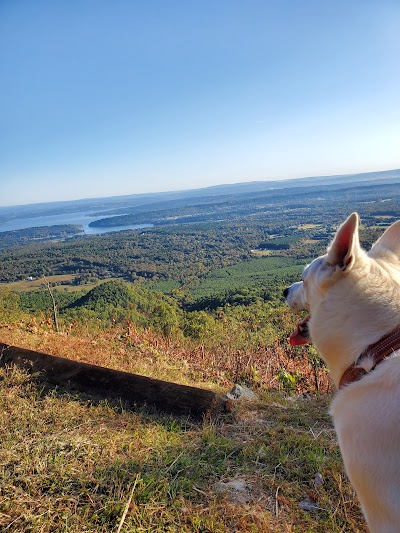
215 478 251 503
314 472 324 488
226 384 258 401
298 497 319 512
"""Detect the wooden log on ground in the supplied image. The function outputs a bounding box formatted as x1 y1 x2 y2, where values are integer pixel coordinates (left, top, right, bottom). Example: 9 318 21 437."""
0 342 226 420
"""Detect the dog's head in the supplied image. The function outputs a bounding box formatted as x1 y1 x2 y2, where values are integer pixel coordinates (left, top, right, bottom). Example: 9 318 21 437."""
284 213 400 379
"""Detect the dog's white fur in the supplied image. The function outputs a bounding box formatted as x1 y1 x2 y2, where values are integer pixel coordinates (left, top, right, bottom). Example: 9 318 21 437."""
285 213 400 533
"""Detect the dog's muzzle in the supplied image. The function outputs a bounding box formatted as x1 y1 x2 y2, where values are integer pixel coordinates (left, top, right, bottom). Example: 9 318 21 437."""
283 284 311 345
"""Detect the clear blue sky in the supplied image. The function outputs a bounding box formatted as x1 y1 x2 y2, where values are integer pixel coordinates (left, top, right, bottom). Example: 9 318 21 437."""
1 0 399 206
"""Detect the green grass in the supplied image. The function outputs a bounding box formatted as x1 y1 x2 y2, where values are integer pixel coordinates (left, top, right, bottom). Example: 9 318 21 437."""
191 256 306 304
0 366 367 532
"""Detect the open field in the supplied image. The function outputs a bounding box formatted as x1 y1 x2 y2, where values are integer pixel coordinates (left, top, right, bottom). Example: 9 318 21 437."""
295 224 321 230
1 274 77 292
251 249 274 256
0 275 115 294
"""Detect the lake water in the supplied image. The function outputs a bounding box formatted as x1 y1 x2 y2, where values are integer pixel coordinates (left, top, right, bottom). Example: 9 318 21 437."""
0 211 153 235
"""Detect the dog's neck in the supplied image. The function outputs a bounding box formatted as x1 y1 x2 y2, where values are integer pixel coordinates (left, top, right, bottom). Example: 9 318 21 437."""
310 259 400 387
339 326 400 389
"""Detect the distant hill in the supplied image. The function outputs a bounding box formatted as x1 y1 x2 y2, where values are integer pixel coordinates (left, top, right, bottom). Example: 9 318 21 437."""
189 168 400 195
1 168 399 222
70 279 133 312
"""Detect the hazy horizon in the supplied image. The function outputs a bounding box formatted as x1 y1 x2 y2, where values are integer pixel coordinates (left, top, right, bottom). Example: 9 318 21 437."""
0 166 399 210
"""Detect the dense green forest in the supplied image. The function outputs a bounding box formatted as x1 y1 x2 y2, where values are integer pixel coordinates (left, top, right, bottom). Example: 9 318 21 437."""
0 178 399 355
0 225 82 250
0 180 396 287
5 279 299 358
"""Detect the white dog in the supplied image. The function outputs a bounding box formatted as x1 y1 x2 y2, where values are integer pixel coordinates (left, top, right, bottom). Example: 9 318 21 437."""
284 212 400 533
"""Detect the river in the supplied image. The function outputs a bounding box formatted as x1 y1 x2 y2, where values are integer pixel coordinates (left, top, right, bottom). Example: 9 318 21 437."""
0 210 152 235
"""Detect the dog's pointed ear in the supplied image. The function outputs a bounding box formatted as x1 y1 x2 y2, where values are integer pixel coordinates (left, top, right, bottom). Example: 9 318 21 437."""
327 212 360 272
369 220 400 259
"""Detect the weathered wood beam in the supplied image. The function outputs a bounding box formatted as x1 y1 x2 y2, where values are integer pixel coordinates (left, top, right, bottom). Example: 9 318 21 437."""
0 342 226 420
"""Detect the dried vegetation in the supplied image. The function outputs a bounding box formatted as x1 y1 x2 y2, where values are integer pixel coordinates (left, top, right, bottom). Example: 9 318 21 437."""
0 317 368 532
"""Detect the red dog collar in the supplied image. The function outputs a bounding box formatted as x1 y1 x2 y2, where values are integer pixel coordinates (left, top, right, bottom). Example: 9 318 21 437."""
339 326 400 389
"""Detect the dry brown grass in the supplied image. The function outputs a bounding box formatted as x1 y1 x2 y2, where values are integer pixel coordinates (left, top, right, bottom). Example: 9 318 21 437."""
1 275 78 292
0 318 367 532
0 275 116 294
0 364 367 533
0 316 331 396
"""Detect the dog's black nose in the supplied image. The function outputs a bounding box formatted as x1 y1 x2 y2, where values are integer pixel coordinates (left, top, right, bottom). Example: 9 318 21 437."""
282 287 289 299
